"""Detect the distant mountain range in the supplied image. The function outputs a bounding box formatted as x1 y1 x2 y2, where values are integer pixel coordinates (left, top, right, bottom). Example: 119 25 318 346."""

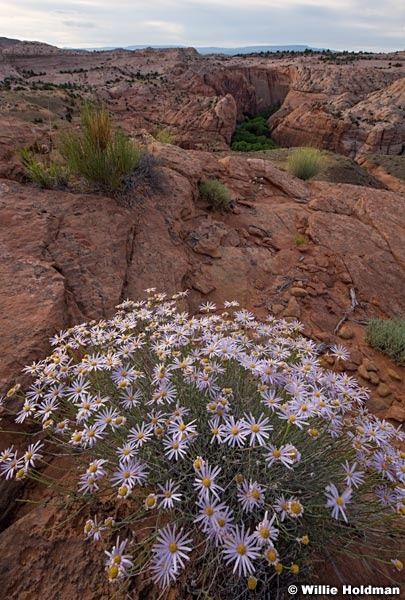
75 44 336 55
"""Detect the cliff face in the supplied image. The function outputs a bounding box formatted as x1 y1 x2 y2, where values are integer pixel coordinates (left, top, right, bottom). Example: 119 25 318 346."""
230 64 295 113
269 65 405 158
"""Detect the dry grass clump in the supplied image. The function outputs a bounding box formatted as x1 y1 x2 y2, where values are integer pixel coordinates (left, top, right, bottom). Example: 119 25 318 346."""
287 147 324 180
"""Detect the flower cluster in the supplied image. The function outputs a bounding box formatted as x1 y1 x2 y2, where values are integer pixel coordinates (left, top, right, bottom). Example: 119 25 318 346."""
1 289 404 598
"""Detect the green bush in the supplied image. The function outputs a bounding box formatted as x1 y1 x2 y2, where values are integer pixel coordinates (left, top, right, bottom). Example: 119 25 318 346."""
287 147 325 180
198 179 232 211
231 115 277 152
366 318 405 366
155 128 176 145
19 147 68 189
59 103 142 193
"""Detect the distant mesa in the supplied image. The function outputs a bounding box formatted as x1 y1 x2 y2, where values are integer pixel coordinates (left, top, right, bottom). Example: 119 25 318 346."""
0 36 20 49
69 44 336 55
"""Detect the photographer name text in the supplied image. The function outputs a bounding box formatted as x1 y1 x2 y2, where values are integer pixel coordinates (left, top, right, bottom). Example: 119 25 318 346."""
292 584 401 596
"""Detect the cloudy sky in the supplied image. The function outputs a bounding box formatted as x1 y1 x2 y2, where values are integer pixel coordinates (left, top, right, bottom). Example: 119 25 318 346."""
0 0 404 52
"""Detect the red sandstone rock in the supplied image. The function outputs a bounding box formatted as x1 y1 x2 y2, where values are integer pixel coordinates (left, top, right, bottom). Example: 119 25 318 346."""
0 180 133 390
0 110 404 599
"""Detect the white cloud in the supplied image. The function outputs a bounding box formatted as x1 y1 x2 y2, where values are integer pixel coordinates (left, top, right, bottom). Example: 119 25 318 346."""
0 0 403 51
141 20 184 38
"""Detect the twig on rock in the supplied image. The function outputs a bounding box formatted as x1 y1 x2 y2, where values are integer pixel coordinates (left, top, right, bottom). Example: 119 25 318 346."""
248 224 272 237
334 287 359 334
275 276 308 293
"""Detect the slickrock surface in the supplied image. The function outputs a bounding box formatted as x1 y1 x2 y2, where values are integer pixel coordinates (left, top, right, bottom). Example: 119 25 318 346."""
1 143 404 420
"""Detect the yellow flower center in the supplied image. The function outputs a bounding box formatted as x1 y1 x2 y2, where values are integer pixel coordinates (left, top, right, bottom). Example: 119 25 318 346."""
251 424 260 433
291 502 302 515
237 544 246 556
169 542 178 553
273 449 281 458
108 565 119 580
260 527 270 539
267 549 277 562
146 496 156 507
336 496 344 506
247 576 257 590
231 427 239 436
252 490 261 500
205 507 214 516
202 477 211 488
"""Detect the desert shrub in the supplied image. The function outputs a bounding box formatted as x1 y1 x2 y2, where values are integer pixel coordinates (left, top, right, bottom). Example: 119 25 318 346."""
293 235 308 246
118 153 166 206
1 291 404 599
287 147 324 180
59 103 142 193
231 115 277 152
155 128 176 145
199 178 232 211
366 318 405 366
19 147 69 189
